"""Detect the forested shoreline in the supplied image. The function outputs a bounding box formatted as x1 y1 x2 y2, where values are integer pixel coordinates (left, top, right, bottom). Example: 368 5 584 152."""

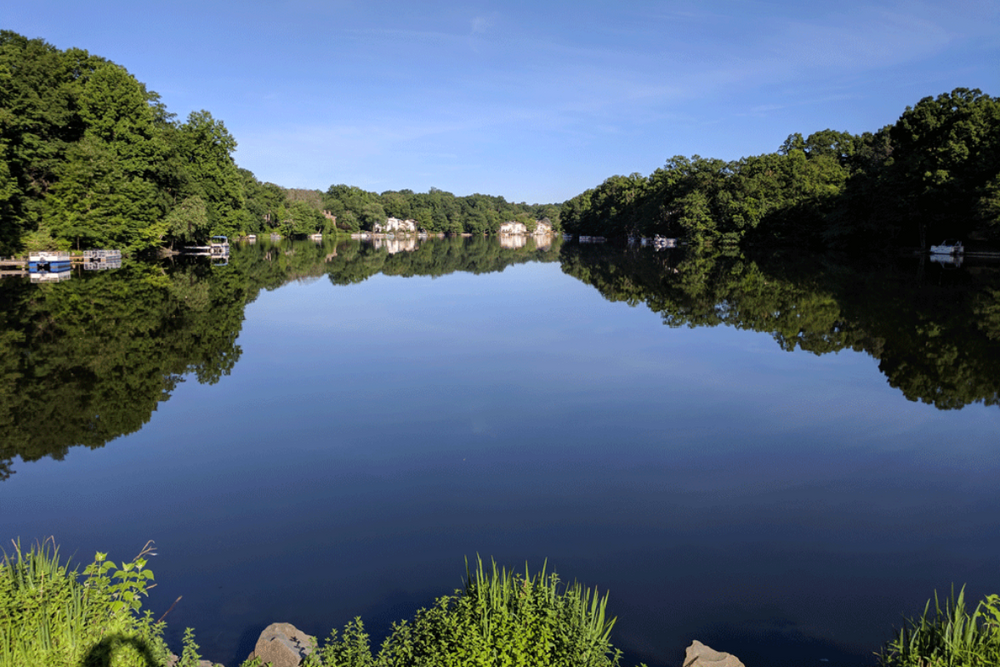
2 30 997 256
561 89 1000 251
0 31 558 255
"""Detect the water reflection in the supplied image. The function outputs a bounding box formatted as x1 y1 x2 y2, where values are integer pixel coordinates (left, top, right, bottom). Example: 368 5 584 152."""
560 243 1000 409
0 260 245 481
3 237 1000 667
1 237 997 482
371 236 418 254
0 236 562 479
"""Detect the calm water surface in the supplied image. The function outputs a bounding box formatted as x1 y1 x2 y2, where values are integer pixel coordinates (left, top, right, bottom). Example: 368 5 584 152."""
2 239 998 667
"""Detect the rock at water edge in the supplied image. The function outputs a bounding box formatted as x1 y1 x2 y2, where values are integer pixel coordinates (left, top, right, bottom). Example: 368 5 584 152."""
247 622 315 667
684 640 745 667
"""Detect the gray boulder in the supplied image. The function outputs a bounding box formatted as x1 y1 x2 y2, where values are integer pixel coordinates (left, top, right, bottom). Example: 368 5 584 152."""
684 640 745 667
246 622 315 667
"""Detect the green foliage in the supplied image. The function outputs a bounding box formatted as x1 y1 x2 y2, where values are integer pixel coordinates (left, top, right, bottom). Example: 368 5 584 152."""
287 556 625 667
0 538 184 667
322 185 560 236
0 31 283 253
177 628 206 667
879 588 1000 667
562 88 1000 253
176 110 245 238
0 31 568 251
165 195 210 246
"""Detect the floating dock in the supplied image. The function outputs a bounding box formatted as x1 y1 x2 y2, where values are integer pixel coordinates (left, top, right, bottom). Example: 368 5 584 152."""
28 251 71 272
183 236 230 257
0 249 122 280
83 248 122 270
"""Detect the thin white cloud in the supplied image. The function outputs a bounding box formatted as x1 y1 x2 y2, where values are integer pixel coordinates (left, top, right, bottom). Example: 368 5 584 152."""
470 15 495 34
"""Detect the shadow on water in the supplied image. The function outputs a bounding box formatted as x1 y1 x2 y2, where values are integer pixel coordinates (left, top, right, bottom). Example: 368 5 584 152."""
78 633 161 667
231 623 265 667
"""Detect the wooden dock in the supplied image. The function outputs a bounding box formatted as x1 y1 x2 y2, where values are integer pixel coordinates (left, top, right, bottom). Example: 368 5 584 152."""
1 249 122 276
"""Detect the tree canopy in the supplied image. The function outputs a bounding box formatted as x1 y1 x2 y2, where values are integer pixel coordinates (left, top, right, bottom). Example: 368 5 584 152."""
320 185 560 235
3 30 994 255
0 33 357 253
561 88 1000 252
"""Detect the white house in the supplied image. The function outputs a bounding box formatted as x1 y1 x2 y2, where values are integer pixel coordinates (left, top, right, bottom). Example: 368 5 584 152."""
533 220 553 236
374 217 419 234
498 221 528 235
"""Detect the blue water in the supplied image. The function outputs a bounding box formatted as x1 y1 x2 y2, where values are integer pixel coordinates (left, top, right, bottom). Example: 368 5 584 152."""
2 259 999 667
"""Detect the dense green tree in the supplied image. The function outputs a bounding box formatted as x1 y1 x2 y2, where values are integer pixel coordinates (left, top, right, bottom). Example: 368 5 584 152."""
175 110 245 238
0 32 105 252
0 32 274 252
562 88 999 253
39 62 170 251
164 195 209 247
885 88 1000 247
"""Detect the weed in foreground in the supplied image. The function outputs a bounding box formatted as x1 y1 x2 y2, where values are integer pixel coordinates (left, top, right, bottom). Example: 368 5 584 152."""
0 538 203 667
879 586 1000 667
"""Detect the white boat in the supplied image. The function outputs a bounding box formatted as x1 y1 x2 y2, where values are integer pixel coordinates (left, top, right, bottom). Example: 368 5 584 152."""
930 239 963 255
653 235 678 249
209 236 230 256
930 253 963 268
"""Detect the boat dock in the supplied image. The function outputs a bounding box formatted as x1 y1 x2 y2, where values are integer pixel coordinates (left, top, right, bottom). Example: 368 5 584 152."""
0 249 122 280
183 236 230 257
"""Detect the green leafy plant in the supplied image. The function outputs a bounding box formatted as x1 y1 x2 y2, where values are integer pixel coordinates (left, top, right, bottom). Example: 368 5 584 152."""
292 556 629 667
879 586 1000 667
0 538 190 667
83 540 158 615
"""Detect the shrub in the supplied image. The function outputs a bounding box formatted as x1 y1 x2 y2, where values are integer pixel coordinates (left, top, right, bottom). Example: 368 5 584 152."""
296 556 627 667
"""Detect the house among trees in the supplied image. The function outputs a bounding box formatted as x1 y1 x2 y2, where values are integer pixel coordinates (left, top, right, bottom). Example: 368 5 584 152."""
534 219 553 236
374 217 419 234
499 221 528 235
499 219 554 236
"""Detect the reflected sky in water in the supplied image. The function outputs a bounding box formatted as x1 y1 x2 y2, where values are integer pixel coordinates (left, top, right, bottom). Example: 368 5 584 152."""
3 260 999 667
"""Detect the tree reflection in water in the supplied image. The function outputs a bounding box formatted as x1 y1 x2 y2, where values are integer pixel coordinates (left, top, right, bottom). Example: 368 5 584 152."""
2 235 997 480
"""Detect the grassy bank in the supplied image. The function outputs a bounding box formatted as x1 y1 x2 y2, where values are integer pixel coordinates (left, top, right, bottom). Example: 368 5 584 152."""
2 540 999 667
0 539 203 667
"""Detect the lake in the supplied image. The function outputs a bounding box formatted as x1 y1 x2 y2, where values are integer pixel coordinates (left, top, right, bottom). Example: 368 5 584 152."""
1 237 998 667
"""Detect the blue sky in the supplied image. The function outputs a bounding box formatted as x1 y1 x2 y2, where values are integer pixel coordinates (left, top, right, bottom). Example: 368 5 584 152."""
6 0 998 204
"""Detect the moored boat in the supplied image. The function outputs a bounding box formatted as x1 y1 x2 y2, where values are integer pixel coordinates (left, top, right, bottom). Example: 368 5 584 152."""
930 239 963 255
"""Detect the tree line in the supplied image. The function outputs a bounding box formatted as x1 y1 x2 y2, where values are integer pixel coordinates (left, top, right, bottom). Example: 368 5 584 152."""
4 30 995 255
0 31 562 255
0 31 365 254
1 31 244 253
561 88 1000 251
320 184 560 235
